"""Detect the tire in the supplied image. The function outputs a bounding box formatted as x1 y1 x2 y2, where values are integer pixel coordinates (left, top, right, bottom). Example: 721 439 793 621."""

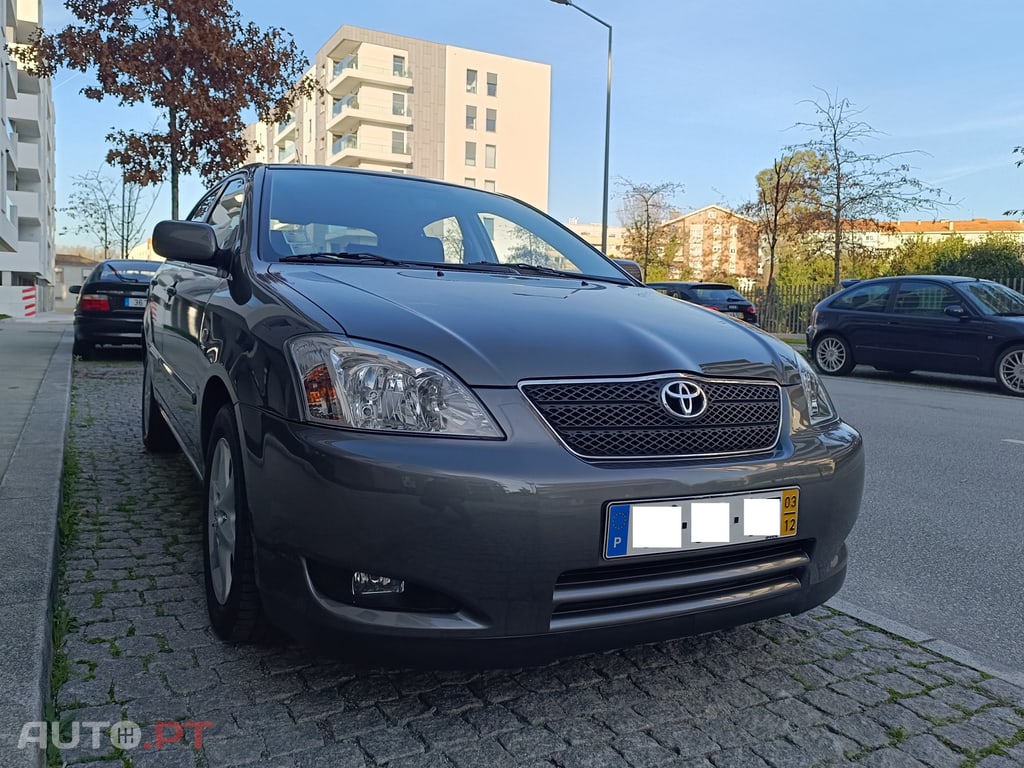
812 334 855 376
73 340 94 360
203 404 274 642
141 358 178 453
995 345 1024 397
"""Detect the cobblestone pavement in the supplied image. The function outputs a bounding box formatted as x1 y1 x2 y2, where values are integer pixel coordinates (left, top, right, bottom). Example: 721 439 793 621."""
51 359 1024 768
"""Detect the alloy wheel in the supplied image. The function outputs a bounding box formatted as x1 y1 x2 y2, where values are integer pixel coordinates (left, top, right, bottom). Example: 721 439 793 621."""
207 436 237 605
998 348 1024 394
815 336 847 374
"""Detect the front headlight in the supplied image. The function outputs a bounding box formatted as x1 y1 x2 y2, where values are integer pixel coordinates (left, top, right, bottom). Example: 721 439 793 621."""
286 335 503 437
792 353 839 429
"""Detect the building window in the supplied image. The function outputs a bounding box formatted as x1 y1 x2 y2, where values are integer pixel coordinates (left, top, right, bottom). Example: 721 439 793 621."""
465 141 476 166
485 108 496 132
707 210 717 219
486 72 498 96
485 144 496 169
730 225 738 236
464 178 476 187
391 131 408 154
713 224 722 236
484 180 496 192
466 69 478 93
393 55 406 77
466 105 477 130
481 215 495 239
393 93 407 116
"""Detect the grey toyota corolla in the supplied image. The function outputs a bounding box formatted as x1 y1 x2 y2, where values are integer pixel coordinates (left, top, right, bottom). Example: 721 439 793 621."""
143 164 863 665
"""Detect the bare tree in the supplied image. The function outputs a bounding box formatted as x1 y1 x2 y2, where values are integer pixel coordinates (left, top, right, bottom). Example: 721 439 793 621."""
616 178 684 280
742 150 824 306
62 167 160 259
792 88 947 288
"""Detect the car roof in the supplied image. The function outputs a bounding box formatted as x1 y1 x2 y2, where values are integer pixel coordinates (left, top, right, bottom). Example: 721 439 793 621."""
843 274 993 286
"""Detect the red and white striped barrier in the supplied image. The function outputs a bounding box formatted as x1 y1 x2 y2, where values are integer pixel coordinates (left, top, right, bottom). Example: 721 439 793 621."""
21 286 36 317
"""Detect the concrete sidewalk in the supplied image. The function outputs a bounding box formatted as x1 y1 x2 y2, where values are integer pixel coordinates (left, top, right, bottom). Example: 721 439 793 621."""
0 313 74 768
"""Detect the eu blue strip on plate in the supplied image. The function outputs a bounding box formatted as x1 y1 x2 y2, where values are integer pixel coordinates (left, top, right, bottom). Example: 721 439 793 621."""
606 503 630 558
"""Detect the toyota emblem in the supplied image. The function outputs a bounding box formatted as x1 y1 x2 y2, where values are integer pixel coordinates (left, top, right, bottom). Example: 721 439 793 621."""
661 380 708 419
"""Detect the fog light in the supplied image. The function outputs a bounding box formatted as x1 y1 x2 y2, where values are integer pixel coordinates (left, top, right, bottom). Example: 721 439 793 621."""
352 571 405 596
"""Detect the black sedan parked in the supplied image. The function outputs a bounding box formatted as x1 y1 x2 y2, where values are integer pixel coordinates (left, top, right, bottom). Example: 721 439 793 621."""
143 164 863 666
71 259 161 358
647 281 759 325
807 275 1024 396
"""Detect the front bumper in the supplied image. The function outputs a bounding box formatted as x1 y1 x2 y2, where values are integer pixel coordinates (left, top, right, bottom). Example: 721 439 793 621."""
240 390 864 665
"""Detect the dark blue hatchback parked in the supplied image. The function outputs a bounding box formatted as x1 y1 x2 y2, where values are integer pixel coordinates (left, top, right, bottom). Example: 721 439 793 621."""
806 275 1024 396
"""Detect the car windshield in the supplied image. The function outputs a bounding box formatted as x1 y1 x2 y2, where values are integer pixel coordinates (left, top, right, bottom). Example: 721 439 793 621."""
962 281 1024 315
94 261 160 282
690 285 748 302
261 169 629 281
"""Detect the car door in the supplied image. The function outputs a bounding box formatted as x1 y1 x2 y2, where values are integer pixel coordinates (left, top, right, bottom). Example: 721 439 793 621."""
159 177 245 459
878 279 986 373
821 281 895 366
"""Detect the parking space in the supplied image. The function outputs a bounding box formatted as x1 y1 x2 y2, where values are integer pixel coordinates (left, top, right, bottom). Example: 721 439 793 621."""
52 359 1024 768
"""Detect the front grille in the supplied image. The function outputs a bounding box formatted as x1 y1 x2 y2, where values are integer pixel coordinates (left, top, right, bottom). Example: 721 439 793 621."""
520 375 781 459
550 540 810 631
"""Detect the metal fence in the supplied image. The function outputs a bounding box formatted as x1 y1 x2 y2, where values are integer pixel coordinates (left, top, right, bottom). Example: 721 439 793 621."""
751 276 1024 334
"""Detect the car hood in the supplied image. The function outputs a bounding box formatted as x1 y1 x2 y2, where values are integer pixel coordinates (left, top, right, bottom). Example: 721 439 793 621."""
268 266 799 387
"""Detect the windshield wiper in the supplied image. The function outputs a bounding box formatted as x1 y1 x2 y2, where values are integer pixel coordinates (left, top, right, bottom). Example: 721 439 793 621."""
279 252 409 266
505 263 585 278
105 264 131 282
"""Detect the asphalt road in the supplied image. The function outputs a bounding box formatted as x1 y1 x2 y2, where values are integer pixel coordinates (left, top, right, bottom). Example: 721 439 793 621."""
823 366 1024 674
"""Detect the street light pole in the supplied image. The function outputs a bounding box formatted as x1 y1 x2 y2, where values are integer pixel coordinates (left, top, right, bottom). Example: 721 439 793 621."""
550 0 611 255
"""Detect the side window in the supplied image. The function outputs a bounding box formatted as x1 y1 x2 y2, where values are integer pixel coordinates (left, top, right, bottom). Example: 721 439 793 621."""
187 188 221 222
892 282 959 316
830 283 892 312
208 178 246 249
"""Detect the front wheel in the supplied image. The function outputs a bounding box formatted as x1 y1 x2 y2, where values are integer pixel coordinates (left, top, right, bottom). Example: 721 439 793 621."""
995 345 1024 396
812 334 855 376
203 404 274 642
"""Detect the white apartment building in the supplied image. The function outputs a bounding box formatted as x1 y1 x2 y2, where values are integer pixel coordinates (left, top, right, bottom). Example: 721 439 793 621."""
246 25 551 210
0 0 55 317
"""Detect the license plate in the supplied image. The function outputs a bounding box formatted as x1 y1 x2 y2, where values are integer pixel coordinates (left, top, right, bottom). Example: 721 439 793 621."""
125 297 146 308
605 488 798 559
727 311 745 318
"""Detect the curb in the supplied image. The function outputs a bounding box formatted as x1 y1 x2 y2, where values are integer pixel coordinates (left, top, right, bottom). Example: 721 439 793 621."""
829 596 1024 688
0 326 73 767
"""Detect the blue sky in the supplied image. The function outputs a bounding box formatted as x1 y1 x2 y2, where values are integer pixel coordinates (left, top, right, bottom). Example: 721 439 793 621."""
44 0 1024 246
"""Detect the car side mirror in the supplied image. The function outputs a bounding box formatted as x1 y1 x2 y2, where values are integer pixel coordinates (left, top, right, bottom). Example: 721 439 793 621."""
69 285 81 294
943 304 968 319
153 220 221 265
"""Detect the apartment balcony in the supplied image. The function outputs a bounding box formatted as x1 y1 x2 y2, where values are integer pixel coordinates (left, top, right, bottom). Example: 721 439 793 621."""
326 55 413 97
327 96 413 134
328 134 411 169
16 140 40 181
276 114 296 140
0 241 42 273
276 144 297 164
7 91 40 125
9 190 39 224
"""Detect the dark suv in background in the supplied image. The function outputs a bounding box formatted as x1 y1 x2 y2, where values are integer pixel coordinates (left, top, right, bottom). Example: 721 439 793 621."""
648 281 759 325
